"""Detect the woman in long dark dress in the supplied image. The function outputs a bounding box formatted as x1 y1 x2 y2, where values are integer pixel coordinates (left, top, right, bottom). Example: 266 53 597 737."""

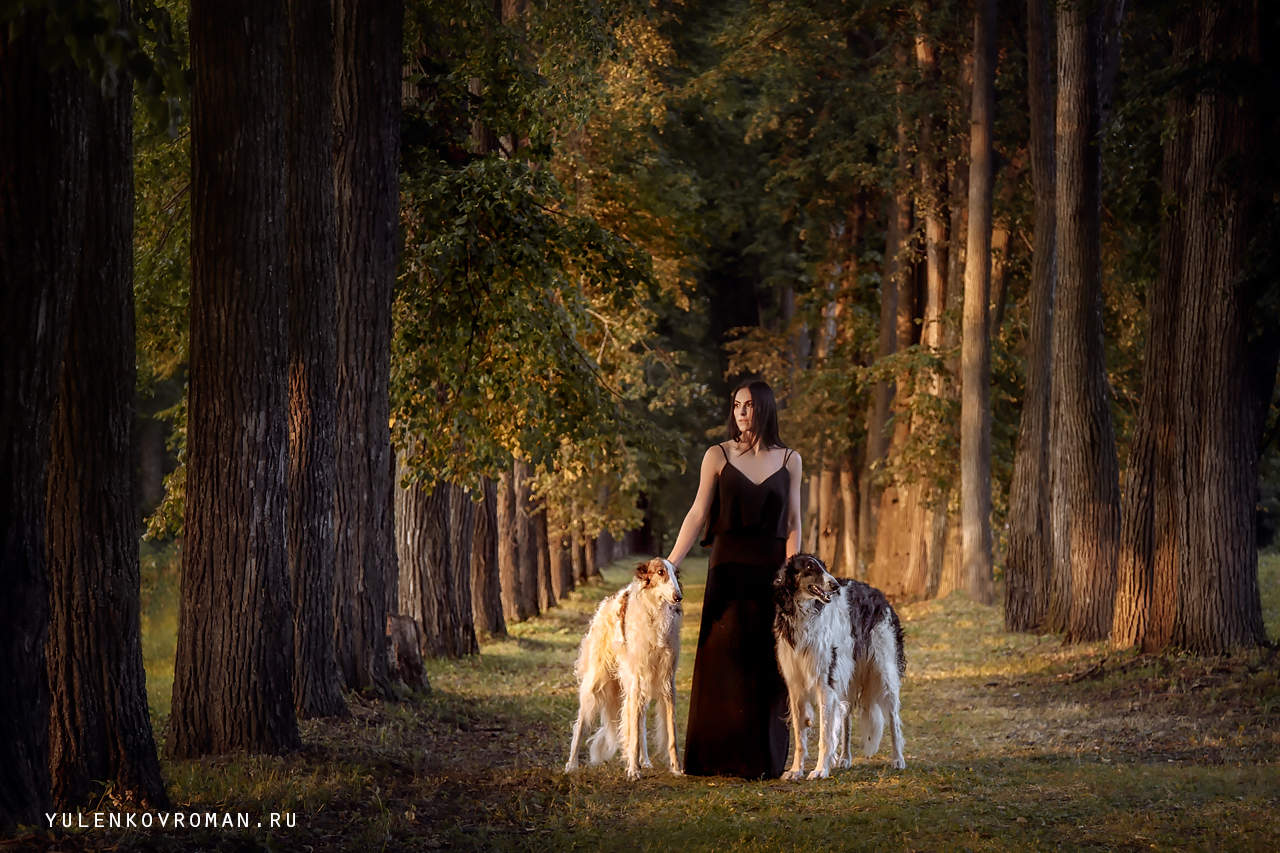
665 380 802 778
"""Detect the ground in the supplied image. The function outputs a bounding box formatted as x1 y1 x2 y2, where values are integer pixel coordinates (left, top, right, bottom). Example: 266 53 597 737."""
8 555 1280 851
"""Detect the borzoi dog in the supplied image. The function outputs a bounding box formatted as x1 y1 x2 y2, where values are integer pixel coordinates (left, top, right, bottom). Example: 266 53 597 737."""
565 557 683 779
773 553 906 778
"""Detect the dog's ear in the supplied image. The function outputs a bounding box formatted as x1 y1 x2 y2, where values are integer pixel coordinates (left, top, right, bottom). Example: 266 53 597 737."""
775 555 797 589
635 562 650 582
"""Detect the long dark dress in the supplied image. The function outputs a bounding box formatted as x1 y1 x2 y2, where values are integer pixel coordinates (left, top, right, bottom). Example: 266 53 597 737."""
683 445 791 779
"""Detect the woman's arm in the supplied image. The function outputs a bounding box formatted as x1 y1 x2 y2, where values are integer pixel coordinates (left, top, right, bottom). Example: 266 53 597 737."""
784 450 803 559
664 446 722 567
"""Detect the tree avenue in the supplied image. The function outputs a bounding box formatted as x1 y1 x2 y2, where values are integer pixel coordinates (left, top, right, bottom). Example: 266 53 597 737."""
3 6 1280 835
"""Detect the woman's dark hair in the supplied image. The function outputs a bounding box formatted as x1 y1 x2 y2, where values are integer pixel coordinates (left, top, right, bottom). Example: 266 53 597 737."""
726 379 785 450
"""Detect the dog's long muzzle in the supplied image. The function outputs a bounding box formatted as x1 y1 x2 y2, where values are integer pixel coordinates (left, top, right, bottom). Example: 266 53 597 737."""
807 583 832 604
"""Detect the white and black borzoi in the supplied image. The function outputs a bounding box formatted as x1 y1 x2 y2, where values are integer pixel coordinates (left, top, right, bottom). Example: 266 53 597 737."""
565 557 683 779
773 554 906 778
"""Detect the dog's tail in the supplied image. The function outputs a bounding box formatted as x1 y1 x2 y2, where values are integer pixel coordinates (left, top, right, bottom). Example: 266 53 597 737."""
890 607 906 677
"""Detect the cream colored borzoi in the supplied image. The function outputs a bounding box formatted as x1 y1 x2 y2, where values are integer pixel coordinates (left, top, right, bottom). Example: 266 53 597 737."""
564 557 683 780
773 553 906 779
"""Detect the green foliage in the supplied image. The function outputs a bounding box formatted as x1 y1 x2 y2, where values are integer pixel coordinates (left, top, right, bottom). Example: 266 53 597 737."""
396 0 704 538
3 0 189 133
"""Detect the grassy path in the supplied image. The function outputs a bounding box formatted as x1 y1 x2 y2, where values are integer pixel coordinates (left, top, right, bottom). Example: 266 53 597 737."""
16 556 1280 851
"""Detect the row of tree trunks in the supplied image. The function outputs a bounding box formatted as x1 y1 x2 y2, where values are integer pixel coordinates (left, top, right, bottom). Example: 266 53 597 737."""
1112 1 1274 653
1004 0 1056 632
169 0 300 758
44 5 169 804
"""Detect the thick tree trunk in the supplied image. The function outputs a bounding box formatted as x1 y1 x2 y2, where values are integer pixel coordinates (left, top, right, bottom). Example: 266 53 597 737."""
45 15 168 805
333 0 402 696
170 0 300 757
1006 0 1057 632
959 0 997 605
447 483 479 654
1048 0 1120 641
395 465 478 658
470 478 507 637
1114 3 1271 653
287 0 347 719
0 12 85 828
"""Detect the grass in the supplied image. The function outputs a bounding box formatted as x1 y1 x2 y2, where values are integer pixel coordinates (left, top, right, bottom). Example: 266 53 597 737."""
9 552 1280 851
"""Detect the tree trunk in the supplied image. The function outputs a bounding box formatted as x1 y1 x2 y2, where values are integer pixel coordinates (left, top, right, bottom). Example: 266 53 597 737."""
959 0 997 605
496 467 528 621
805 474 821 554
547 499 575 600
584 533 599 581
867 64 915 582
333 0 402 696
0 11 85 827
933 144 970 602
1113 2 1272 653
170 0 300 757
514 458 540 616
1006 0 1057 632
470 478 507 637
394 465 478 658
837 456 859 578
817 464 839 567
447 483 479 654
1048 0 1120 641
534 507 555 611
44 12 168 804
571 523 586 585
287 0 347 720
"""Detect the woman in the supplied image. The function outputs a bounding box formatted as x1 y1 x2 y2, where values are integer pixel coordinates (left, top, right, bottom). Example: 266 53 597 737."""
666 379 802 778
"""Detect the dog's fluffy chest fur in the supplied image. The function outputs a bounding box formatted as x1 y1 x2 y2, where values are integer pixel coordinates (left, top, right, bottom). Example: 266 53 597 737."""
617 586 680 653
775 594 853 692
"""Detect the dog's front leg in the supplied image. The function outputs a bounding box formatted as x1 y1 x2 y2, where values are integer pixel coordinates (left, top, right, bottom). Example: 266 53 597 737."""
660 672 681 774
782 687 808 781
621 674 643 780
638 700 652 769
808 690 838 780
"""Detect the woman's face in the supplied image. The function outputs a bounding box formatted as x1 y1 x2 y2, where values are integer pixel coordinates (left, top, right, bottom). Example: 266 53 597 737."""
732 388 755 436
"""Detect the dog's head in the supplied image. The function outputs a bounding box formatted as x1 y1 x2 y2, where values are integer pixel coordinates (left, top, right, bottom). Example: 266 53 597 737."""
775 553 838 605
636 557 682 606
